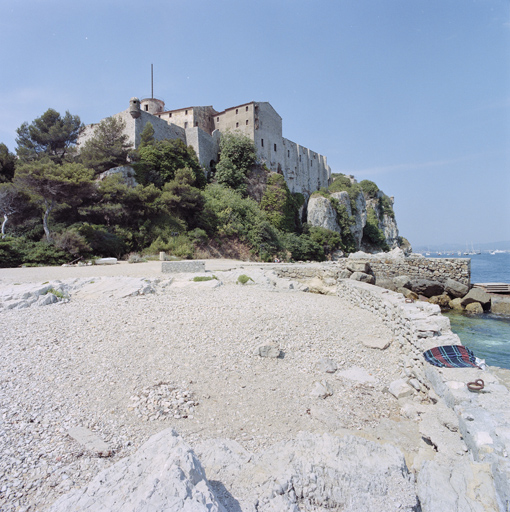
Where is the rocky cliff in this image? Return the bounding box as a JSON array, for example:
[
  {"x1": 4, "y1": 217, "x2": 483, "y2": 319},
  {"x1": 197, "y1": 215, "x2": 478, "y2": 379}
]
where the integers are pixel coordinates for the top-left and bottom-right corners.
[{"x1": 306, "y1": 175, "x2": 407, "y2": 254}]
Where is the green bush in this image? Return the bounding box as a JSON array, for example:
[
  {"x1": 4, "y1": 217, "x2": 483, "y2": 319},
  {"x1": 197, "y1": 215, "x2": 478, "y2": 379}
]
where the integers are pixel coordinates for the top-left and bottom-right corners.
[
  {"x1": 145, "y1": 234, "x2": 194, "y2": 259},
  {"x1": 379, "y1": 194, "x2": 395, "y2": 219},
  {"x1": 260, "y1": 173, "x2": 298, "y2": 232},
  {"x1": 281, "y1": 232, "x2": 325, "y2": 261},
  {"x1": 192, "y1": 275, "x2": 217, "y2": 282},
  {"x1": 0, "y1": 237, "x2": 24, "y2": 267},
  {"x1": 77, "y1": 223, "x2": 127, "y2": 257},
  {"x1": 22, "y1": 241, "x2": 69, "y2": 266},
  {"x1": 237, "y1": 274, "x2": 254, "y2": 285},
  {"x1": 363, "y1": 208, "x2": 389, "y2": 250},
  {"x1": 359, "y1": 180, "x2": 379, "y2": 199},
  {"x1": 46, "y1": 288, "x2": 65, "y2": 299}
]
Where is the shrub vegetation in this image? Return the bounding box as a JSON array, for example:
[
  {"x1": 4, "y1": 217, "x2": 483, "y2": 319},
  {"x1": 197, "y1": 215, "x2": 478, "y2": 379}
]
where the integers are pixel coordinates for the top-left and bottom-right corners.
[{"x1": 0, "y1": 111, "x2": 394, "y2": 267}]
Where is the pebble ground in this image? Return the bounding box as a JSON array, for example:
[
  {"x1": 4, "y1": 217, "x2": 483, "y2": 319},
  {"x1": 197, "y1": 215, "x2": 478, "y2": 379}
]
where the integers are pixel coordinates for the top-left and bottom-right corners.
[{"x1": 0, "y1": 261, "x2": 405, "y2": 511}]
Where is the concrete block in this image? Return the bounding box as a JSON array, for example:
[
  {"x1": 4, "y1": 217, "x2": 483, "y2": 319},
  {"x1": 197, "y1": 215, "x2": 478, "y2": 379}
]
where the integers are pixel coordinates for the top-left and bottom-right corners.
[{"x1": 161, "y1": 260, "x2": 205, "y2": 273}]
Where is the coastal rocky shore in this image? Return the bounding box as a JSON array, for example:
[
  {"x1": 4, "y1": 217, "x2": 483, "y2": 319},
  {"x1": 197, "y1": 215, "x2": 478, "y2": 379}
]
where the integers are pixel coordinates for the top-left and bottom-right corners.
[{"x1": 0, "y1": 260, "x2": 509, "y2": 511}]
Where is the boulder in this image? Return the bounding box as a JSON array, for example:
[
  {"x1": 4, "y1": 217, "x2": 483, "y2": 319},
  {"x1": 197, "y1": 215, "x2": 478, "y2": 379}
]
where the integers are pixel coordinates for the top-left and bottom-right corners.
[
  {"x1": 350, "y1": 272, "x2": 375, "y2": 284},
  {"x1": 428, "y1": 293, "x2": 451, "y2": 308},
  {"x1": 95, "y1": 257, "x2": 117, "y2": 265},
  {"x1": 346, "y1": 260, "x2": 371, "y2": 273},
  {"x1": 374, "y1": 276, "x2": 398, "y2": 292},
  {"x1": 460, "y1": 288, "x2": 491, "y2": 310},
  {"x1": 48, "y1": 429, "x2": 224, "y2": 512},
  {"x1": 409, "y1": 279, "x2": 444, "y2": 298},
  {"x1": 337, "y1": 269, "x2": 353, "y2": 279},
  {"x1": 398, "y1": 287, "x2": 419, "y2": 301},
  {"x1": 491, "y1": 296, "x2": 510, "y2": 315},
  {"x1": 465, "y1": 302, "x2": 484, "y2": 314},
  {"x1": 393, "y1": 275, "x2": 412, "y2": 289},
  {"x1": 449, "y1": 297, "x2": 464, "y2": 311},
  {"x1": 444, "y1": 278, "x2": 469, "y2": 298}
]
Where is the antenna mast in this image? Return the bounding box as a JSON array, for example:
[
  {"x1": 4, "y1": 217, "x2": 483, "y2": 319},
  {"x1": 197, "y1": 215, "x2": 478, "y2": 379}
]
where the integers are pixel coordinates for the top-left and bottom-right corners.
[{"x1": 151, "y1": 64, "x2": 154, "y2": 99}]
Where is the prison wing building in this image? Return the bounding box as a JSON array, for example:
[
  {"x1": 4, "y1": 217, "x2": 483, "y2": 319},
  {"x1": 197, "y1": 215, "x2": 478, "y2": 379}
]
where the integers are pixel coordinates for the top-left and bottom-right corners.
[{"x1": 79, "y1": 97, "x2": 331, "y2": 196}]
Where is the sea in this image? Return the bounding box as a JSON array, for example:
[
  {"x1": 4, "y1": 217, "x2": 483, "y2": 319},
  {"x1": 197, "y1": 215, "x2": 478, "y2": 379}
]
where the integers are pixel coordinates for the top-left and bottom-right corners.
[{"x1": 427, "y1": 252, "x2": 510, "y2": 370}]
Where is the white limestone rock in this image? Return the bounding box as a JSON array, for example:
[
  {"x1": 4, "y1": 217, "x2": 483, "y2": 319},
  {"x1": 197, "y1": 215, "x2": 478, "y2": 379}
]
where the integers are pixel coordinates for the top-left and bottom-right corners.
[
  {"x1": 389, "y1": 379, "x2": 414, "y2": 399},
  {"x1": 256, "y1": 345, "x2": 281, "y2": 358},
  {"x1": 310, "y1": 380, "x2": 334, "y2": 399},
  {"x1": 195, "y1": 432, "x2": 418, "y2": 512},
  {"x1": 48, "y1": 428, "x2": 225, "y2": 512},
  {"x1": 306, "y1": 196, "x2": 340, "y2": 233}
]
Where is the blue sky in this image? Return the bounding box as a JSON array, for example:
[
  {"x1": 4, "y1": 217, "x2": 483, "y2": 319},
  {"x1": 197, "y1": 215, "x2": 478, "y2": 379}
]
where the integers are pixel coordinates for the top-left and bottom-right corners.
[{"x1": 0, "y1": 0, "x2": 508, "y2": 248}]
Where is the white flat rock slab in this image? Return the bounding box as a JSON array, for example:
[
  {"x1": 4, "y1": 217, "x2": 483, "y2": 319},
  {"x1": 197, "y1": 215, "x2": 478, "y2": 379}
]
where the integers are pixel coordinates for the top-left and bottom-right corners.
[
  {"x1": 337, "y1": 366, "x2": 377, "y2": 384},
  {"x1": 67, "y1": 427, "x2": 111, "y2": 457}
]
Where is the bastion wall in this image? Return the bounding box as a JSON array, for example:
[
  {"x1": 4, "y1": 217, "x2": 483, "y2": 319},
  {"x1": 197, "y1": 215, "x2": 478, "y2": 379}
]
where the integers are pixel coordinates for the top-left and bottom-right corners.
[{"x1": 274, "y1": 257, "x2": 471, "y2": 286}]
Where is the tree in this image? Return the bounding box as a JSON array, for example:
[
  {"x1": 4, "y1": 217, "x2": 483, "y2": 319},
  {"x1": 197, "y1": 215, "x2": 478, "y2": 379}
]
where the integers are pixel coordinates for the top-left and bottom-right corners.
[
  {"x1": 0, "y1": 143, "x2": 16, "y2": 183},
  {"x1": 14, "y1": 160, "x2": 94, "y2": 242},
  {"x1": 215, "y1": 131, "x2": 256, "y2": 194},
  {"x1": 139, "y1": 122, "x2": 155, "y2": 147},
  {"x1": 160, "y1": 167, "x2": 205, "y2": 229},
  {"x1": 16, "y1": 109, "x2": 82, "y2": 164},
  {"x1": 134, "y1": 138, "x2": 206, "y2": 189},
  {"x1": 260, "y1": 173, "x2": 297, "y2": 232},
  {"x1": 79, "y1": 116, "x2": 131, "y2": 174},
  {"x1": 0, "y1": 183, "x2": 20, "y2": 237}
]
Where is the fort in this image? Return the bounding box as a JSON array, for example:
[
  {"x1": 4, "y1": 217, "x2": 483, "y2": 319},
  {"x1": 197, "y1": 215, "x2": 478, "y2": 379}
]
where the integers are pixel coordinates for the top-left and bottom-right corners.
[{"x1": 79, "y1": 97, "x2": 331, "y2": 196}]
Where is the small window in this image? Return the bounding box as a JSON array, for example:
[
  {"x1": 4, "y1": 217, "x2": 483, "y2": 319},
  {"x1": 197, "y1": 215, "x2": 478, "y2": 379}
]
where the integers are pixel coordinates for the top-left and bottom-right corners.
[
  {"x1": 236, "y1": 122, "x2": 239, "y2": 128},
  {"x1": 185, "y1": 110, "x2": 188, "y2": 115},
  {"x1": 158, "y1": 115, "x2": 161, "y2": 118},
  {"x1": 145, "y1": 105, "x2": 148, "y2": 111},
  {"x1": 169, "y1": 113, "x2": 172, "y2": 118},
  {"x1": 246, "y1": 120, "x2": 249, "y2": 125},
  {"x1": 245, "y1": 106, "x2": 249, "y2": 111},
  {"x1": 261, "y1": 139, "x2": 264, "y2": 147},
  {"x1": 184, "y1": 122, "x2": 188, "y2": 128},
  {"x1": 217, "y1": 117, "x2": 219, "y2": 122},
  {"x1": 288, "y1": 150, "x2": 290, "y2": 157},
  {"x1": 194, "y1": 121, "x2": 198, "y2": 127},
  {"x1": 236, "y1": 109, "x2": 238, "y2": 114},
  {"x1": 274, "y1": 144, "x2": 277, "y2": 152}
]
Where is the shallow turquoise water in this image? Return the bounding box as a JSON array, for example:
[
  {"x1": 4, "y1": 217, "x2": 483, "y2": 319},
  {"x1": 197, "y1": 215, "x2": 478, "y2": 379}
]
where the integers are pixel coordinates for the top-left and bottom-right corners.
[
  {"x1": 445, "y1": 311, "x2": 510, "y2": 370},
  {"x1": 427, "y1": 252, "x2": 510, "y2": 369}
]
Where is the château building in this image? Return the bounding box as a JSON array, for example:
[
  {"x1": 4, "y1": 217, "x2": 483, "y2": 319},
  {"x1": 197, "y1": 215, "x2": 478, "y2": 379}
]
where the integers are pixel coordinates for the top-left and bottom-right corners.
[{"x1": 79, "y1": 97, "x2": 331, "y2": 195}]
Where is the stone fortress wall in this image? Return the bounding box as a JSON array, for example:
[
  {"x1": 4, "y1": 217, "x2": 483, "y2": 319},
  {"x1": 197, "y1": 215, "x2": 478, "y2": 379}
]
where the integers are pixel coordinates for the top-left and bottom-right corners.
[{"x1": 79, "y1": 97, "x2": 331, "y2": 196}]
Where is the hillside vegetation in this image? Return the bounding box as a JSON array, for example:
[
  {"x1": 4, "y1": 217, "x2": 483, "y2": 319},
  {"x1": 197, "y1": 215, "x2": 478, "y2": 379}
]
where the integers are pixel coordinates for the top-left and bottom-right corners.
[{"x1": 0, "y1": 109, "x2": 404, "y2": 267}]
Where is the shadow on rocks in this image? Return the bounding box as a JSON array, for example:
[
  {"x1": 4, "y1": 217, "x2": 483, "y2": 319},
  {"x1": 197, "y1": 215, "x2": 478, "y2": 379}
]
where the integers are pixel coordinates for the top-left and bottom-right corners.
[{"x1": 209, "y1": 480, "x2": 243, "y2": 512}]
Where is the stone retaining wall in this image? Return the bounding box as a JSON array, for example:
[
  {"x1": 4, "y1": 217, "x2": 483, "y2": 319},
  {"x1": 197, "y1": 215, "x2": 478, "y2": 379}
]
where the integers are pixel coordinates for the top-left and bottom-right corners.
[{"x1": 273, "y1": 257, "x2": 471, "y2": 285}]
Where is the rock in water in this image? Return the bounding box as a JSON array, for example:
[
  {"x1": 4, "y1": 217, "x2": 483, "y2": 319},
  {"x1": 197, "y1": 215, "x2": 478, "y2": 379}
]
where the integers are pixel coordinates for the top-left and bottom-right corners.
[
  {"x1": 461, "y1": 288, "x2": 491, "y2": 310},
  {"x1": 410, "y1": 279, "x2": 444, "y2": 298},
  {"x1": 444, "y1": 278, "x2": 469, "y2": 298},
  {"x1": 47, "y1": 429, "x2": 225, "y2": 512}
]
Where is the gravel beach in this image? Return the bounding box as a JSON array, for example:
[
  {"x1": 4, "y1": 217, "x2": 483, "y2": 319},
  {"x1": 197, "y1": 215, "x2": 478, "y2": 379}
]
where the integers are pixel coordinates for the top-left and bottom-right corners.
[{"x1": 0, "y1": 261, "x2": 415, "y2": 511}]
